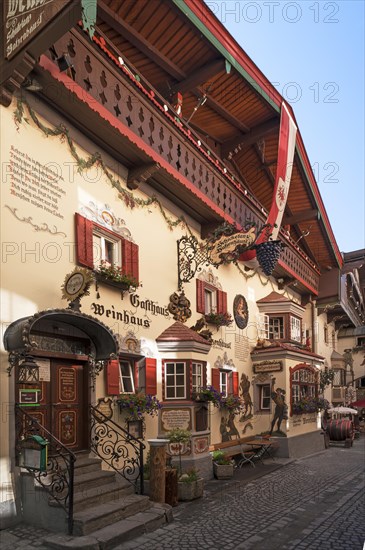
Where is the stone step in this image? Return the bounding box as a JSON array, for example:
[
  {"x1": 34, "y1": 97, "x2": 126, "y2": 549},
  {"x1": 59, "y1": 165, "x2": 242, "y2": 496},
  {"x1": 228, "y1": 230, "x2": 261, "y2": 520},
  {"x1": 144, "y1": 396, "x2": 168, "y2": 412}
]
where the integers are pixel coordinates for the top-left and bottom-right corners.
[
  {"x1": 48, "y1": 478, "x2": 135, "y2": 512},
  {"x1": 72, "y1": 494, "x2": 152, "y2": 535},
  {"x1": 73, "y1": 470, "x2": 116, "y2": 493},
  {"x1": 74, "y1": 456, "x2": 103, "y2": 476},
  {"x1": 42, "y1": 503, "x2": 173, "y2": 549}
]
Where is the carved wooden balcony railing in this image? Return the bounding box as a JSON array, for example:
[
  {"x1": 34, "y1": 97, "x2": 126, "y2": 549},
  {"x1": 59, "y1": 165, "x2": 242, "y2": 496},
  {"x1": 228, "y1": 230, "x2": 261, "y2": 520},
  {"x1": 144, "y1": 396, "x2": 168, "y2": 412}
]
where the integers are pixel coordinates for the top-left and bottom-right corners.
[{"x1": 42, "y1": 27, "x2": 320, "y2": 294}]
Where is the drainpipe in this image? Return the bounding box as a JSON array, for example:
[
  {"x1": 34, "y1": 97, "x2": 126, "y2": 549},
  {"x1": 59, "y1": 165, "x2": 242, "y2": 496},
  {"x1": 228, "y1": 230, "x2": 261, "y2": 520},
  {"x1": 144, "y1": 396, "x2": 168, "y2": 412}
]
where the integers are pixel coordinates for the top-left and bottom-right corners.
[{"x1": 311, "y1": 296, "x2": 317, "y2": 354}]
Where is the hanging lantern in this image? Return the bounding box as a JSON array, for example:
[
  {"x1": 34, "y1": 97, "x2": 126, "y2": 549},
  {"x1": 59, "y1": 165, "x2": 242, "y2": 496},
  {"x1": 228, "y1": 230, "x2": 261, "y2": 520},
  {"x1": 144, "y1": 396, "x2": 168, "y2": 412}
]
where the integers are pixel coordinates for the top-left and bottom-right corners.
[
  {"x1": 255, "y1": 240, "x2": 283, "y2": 276},
  {"x1": 17, "y1": 355, "x2": 40, "y2": 384}
]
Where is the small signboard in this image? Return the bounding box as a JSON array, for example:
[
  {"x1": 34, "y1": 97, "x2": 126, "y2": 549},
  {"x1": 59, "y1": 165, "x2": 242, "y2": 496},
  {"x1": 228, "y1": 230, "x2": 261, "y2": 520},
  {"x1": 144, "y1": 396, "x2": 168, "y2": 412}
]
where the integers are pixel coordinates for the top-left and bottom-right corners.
[{"x1": 19, "y1": 388, "x2": 40, "y2": 406}]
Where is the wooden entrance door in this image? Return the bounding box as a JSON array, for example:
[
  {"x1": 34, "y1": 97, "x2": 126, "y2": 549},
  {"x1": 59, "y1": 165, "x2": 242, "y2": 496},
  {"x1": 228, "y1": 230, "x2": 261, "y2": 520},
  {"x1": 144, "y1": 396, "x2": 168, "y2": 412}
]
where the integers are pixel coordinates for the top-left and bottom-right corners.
[
  {"x1": 51, "y1": 360, "x2": 88, "y2": 451},
  {"x1": 23, "y1": 359, "x2": 89, "y2": 451}
]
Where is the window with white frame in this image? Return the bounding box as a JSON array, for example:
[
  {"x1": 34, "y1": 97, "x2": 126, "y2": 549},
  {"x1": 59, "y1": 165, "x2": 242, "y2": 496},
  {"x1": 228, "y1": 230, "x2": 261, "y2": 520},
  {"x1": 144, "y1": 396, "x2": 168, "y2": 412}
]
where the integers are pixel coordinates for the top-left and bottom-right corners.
[
  {"x1": 204, "y1": 287, "x2": 216, "y2": 314},
  {"x1": 165, "y1": 362, "x2": 186, "y2": 399},
  {"x1": 192, "y1": 362, "x2": 203, "y2": 393},
  {"x1": 290, "y1": 316, "x2": 302, "y2": 343},
  {"x1": 256, "y1": 313, "x2": 269, "y2": 339},
  {"x1": 219, "y1": 370, "x2": 233, "y2": 396},
  {"x1": 196, "y1": 280, "x2": 227, "y2": 316},
  {"x1": 93, "y1": 228, "x2": 121, "y2": 267},
  {"x1": 290, "y1": 365, "x2": 318, "y2": 404},
  {"x1": 75, "y1": 213, "x2": 139, "y2": 282},
  {"x1": 268, "y1": 317, "x2": 284, "y2": 340},
  {"x1": 120, "y1": 360, "x2": 135, "y2": 393},
  {"x1": 260, "y1": 384, "x2": 271, "y2": 410}
]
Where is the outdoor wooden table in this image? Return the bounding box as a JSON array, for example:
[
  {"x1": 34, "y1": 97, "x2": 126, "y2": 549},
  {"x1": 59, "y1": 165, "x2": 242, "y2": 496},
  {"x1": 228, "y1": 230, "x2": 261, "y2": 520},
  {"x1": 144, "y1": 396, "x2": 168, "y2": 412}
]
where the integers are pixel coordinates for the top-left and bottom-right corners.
[{"x1": 244, "y1": 439, "x2": 275, "y2": 460}]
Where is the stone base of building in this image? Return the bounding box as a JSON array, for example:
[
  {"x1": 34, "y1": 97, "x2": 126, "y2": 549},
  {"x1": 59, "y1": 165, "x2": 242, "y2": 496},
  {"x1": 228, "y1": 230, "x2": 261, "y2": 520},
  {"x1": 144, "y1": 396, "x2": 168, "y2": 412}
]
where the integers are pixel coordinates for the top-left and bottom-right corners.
[{"x1": 273, "y1": 430, "x2": 326, "y2": 458}]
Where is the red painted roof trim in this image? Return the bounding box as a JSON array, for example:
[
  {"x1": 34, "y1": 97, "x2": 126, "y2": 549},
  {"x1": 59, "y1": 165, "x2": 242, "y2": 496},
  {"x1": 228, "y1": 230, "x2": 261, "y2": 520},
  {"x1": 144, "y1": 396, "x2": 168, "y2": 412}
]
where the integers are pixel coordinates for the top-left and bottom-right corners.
[
  {"x1": 38, "y1": 55, "x2": 238, "y2": 226},
  {"x1": 182, "y1": 0, "x2": 343, "y2": 268}
]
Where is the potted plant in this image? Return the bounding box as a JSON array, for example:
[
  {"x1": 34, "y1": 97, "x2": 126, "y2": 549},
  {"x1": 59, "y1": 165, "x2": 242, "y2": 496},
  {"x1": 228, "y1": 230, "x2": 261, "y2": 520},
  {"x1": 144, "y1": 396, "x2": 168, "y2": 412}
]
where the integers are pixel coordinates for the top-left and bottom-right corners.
[
  {"x1": 212, "y1": 450, "x2": 234, "y2": 479},
  {"x1": 166, "y1": 428, "x2": 191, "y2": 474},
  {"x1": 177, "y1": 467, "x2": 204, "y2": 501}
]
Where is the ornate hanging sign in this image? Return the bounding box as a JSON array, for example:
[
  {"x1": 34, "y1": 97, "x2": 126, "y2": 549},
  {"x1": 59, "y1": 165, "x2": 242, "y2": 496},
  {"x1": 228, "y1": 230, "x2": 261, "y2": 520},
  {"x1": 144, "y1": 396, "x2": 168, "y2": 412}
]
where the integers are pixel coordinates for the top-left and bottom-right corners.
[{"x1": 177, "y1": 222, "x2": 258, "y2": 288}]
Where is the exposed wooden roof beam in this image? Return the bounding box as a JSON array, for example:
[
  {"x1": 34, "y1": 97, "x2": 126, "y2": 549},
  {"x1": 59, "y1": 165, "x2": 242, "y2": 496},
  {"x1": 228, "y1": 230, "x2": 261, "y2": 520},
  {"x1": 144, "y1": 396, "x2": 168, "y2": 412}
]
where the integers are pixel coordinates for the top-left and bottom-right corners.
[
  {"x1": 283, "y1": 209, "x2": 320, "y2": 226},
  {"x1": 222, "y1": 118, "x2": 278, "y2": 158},
  {"x1": 98, "y1": 1, "x2": 183, "y2": 80},
  {"x1": 98, "y1": 1, "x2": 250, "y2": 134},
  {"x1": 169, "y1": 59, "x2": 226, "y2": 95}
]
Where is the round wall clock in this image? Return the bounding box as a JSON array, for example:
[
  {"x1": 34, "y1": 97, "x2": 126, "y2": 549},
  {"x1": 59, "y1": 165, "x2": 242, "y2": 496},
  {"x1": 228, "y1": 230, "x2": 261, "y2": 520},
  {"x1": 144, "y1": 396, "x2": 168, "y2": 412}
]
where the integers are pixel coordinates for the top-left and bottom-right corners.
[{"x1": 62, "y1": 268, "x2": 94, "y2": 301}]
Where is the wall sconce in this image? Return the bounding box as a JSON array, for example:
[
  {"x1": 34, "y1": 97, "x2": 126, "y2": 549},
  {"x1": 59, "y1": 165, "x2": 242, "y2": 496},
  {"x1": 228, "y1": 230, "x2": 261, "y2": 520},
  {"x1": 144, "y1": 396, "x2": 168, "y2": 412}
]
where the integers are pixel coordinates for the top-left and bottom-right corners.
[{"x1": 57, "y1": 54, "x2": 73, "y2": 72}]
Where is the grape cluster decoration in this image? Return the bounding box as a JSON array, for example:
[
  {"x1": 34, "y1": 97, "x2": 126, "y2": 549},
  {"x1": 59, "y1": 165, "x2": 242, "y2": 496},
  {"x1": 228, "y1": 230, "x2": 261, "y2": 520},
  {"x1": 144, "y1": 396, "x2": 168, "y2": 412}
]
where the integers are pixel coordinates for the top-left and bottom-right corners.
[{"x1": 255, "y1": 240, "x2": 283, "y2": 276}]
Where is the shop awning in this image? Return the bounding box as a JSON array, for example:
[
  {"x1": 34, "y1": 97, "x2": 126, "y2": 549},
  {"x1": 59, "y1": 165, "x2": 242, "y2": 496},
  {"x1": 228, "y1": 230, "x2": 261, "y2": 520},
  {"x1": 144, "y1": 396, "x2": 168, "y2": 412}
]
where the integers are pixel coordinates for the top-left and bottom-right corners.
[{"x1": 3, "y1": 308, "x2": 118, "y2": 361}]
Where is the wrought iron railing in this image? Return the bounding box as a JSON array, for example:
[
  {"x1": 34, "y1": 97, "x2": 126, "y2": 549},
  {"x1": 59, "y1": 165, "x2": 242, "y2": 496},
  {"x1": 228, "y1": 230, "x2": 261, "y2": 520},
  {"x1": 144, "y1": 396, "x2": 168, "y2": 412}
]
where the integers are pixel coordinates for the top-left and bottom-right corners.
[
  {"x1": 89, "y1": 405, "x2": 145, "y2": 494},
  {"x1": 15, "y1": 405, "x2": 76, "y2": 535}
]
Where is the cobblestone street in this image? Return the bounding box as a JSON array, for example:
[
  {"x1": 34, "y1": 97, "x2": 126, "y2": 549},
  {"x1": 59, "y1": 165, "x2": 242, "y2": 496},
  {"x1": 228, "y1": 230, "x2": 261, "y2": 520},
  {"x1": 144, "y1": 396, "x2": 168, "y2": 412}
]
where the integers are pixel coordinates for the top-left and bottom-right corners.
[
  {"x1": 116, "y1": 440, "x2": 364, "y2": 550},
  {"x1": 1, "y1": 439, "x2": 364, "y2": 550}
]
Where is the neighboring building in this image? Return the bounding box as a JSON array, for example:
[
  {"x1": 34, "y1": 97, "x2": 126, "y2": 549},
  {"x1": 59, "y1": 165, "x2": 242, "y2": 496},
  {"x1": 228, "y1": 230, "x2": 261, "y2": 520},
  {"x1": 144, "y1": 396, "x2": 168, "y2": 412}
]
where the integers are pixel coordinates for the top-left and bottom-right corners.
[{"x1": 1, "y1": 0, "x2": 362, "y2": 534}]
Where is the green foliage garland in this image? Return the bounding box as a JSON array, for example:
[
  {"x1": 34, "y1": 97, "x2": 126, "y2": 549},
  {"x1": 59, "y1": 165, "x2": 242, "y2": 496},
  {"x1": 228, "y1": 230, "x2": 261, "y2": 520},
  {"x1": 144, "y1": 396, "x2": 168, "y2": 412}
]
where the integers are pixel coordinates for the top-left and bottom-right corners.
[{"x1": 14, "y1": 98, "x2": 193, "y2": 236}]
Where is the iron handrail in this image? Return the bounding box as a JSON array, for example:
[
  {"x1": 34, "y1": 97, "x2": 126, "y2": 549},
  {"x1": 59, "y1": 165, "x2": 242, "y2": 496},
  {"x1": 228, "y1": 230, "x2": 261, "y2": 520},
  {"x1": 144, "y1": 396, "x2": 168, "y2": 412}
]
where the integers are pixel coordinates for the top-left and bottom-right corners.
[
  {"x1": 89, "y1": 405, "x2": 145, "y2": 494},
  {"x1": 15, "y1": 404, "x2": 76, "y2": 535}
]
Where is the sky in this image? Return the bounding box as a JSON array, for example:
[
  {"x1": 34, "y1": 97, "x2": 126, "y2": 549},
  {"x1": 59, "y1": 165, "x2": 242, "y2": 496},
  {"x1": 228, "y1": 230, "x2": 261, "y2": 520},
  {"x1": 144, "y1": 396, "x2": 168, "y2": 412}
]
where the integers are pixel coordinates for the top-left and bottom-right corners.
[{"x1": 204, "y1": 0, "x2": 365, "y2": 253}]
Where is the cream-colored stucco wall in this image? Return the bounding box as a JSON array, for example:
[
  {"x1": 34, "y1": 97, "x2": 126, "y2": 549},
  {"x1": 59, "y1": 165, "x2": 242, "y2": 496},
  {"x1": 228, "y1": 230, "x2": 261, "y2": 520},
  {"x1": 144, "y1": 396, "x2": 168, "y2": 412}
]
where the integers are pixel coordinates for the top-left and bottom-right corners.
[{"x1": 1, "y1": 97, "x2": 323, "y2": 513}]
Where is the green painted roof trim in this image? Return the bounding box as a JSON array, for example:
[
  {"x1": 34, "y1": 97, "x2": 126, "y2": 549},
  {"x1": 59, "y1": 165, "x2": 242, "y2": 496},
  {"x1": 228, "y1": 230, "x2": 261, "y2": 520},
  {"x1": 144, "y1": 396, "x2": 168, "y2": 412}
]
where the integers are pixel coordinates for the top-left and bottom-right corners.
[
  {"x1": 295, "y1": 145, "x2": 341, "y2": 268},
  {"x1": 173, "y1": 0, "x2": 280, "y2": 113}
]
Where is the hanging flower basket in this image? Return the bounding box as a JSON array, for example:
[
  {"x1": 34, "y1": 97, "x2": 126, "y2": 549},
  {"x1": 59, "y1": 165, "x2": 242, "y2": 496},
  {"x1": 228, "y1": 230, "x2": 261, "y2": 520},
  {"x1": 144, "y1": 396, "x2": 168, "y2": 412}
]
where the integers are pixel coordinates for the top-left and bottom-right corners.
[{"x1": 255, "y1": 240, "x2": 283, "y2": 276}]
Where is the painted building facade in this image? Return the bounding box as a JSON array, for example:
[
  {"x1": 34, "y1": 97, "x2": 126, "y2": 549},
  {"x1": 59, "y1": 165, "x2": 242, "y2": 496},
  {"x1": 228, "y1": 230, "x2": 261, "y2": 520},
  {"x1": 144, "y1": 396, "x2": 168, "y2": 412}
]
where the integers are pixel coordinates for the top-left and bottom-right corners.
[{"x1": 1, "y1": 0, "x2": 363, "y2": 533}]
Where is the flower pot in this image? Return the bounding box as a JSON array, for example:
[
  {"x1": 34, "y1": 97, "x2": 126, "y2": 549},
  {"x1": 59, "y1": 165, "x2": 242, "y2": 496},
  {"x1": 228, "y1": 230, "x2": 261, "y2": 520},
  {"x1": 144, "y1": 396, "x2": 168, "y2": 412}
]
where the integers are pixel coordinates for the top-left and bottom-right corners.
[
  {"x1": 177, "y1": 478, "x2": 204, "y2": 501},
  {"x1": 213, "y1": 462, "x2": 234, "y2": 479}
]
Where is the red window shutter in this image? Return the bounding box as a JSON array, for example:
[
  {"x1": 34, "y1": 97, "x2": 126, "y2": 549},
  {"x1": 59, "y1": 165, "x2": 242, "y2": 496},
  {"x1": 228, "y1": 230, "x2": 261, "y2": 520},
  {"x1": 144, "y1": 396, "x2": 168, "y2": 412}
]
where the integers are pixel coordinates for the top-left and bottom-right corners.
[
  {"x1": 75, "y1": 214, "x2": 93, "y2": 268},
  {"x1": 232, "y1": 372, "x2": 239, "y2": 396},
  {"x1": 122, "y1": 239, "x2": 139, "y2": 282},
  {"x1": 211, "y1": 368, "x2": 220, "y2": 392},
  {"x1": 106, "y1": 359, "x2": 120, "y2": 395},
  {"x1": 216, "y1": 290, "x2": 227, "y2": 314},
  {"x1": 196, "y1": 280, "x2": 205, "y2": 314},
  {"x1": 145, "y1": 358, "x2": 157, "y2": 395}
]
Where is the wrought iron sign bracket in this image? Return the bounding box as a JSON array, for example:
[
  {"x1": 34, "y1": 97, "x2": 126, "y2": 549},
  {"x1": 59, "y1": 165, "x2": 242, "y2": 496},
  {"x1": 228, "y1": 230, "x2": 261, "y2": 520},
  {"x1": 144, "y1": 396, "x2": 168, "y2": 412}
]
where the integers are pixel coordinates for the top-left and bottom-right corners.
[{"x1": 177, "y1": 235, "x2": 210, "y2": 290}]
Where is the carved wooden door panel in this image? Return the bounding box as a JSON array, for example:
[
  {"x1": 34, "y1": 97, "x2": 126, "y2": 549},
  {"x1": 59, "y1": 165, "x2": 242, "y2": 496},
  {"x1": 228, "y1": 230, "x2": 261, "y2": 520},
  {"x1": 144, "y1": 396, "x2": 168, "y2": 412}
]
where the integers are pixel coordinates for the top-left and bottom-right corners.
[{"x1": 52, "y1": 361, "x2": 88, "y2": 451}]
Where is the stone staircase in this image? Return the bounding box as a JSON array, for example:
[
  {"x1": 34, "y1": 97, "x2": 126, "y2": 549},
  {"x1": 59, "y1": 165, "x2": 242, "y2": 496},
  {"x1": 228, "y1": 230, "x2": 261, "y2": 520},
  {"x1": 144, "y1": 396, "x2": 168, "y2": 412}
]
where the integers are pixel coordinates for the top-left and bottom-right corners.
[{"x1": 28, "y1": 452, "x2": 172, "y2": 549}]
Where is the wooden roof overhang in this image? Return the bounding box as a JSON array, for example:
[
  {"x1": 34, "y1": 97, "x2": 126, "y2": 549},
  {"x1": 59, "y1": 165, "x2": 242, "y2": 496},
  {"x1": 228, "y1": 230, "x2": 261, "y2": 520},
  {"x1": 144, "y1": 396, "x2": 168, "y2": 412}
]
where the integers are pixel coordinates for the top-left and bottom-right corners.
[
  {"x1": 31, "y1": 22, "x2": 320, "y2": 295},
  {"x1": 95, "y1": 0, "x2": 342, "y2": 273}
]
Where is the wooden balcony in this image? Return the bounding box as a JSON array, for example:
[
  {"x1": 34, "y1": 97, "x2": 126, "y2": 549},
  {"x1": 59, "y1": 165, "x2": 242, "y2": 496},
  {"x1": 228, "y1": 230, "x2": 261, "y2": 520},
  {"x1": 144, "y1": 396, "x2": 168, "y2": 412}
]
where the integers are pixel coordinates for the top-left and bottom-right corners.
[{"x1": 37, "y1": 27, "x2": 320, "y2": 295}]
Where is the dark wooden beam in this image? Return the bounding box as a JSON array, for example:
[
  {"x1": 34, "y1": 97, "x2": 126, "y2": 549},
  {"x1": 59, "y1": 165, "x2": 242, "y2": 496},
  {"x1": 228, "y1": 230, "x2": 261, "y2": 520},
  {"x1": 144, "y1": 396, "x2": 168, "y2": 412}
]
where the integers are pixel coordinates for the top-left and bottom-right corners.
[
  {"x1": 127, "y1": 162, "x2": 160, "y2": 190},
  {"x1": 222, "y1": 118, "x2": 278, "y2": 158},
  {"x1": 282, "y1": 209, "x2": 320, "y2": 226},
  {"x1": 169, "y1": 59, "x2": 225, "y2": 95},
  {"x1": 98, "y1": 1, "x2": 184, "y2": 80}
]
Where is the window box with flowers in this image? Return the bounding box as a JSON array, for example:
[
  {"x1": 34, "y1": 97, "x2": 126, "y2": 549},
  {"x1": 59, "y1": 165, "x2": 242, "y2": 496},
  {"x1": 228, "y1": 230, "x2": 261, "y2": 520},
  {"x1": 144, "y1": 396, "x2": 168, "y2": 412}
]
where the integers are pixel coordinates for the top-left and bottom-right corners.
[
  {"x1": 117, "y1": 392, "x2": 161, "y2": 421},
  {"x1": 191, "y1": 385, "x2": 222, "y2": 404},
  {"x1": 95, "y1": 261, "x2": 141, "y2": 293},
  {"x1": 292, "y1": 397, "x2": 330, "y2": 415},
  {"x1": 204, "y1": 312, "x2": 233, "y2": 330}
]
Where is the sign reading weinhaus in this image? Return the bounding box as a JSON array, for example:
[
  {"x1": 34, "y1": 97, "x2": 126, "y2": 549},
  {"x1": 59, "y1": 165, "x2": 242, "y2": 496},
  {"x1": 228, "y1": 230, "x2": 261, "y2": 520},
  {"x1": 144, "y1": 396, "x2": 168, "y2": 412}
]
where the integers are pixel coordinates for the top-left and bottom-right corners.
[{"x1": 4, "y1": 1, "x2": 71, "y2": 60}]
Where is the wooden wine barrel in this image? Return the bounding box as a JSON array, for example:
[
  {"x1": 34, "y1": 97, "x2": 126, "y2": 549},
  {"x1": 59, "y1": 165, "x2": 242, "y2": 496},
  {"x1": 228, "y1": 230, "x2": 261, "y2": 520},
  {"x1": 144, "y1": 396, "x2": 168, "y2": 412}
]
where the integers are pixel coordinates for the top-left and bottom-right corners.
[{"x1": 326, "y1": 419, "x2": 354, "y2": 441}]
